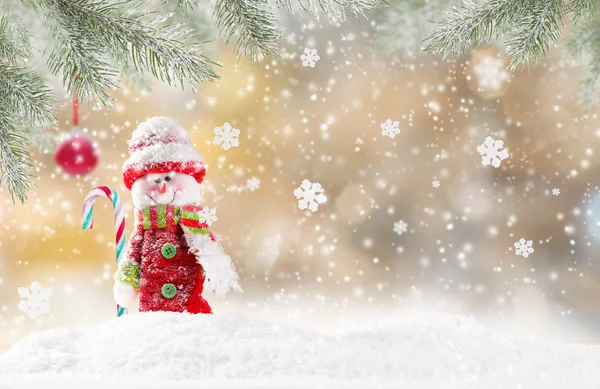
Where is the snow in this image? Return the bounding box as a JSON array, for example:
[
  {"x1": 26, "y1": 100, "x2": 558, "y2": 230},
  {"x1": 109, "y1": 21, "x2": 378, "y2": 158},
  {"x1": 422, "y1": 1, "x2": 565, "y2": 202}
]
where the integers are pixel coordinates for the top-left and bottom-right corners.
[
  {"x1": 2, "y1": 311, "x2": 600, "y2": 388},
  {"x1": 16, "y1": 281, "x2": 52, "y2": 319},
  {"x1": 300, "y1": 47, "x2": 320, "y2": 68},
  {"x1": 213, "y1": 122, "x2": 240, "y2": 151},
  {"x1": 477, "y1": 136, "x2": 509, "y2": 168},
  {"x1": 293, "y1": 179, "x2": 327, "y2": 212},
  {"x1": 380, "y1": 118, "x2": 400, "y2": 139},
  {"x1": 128, "y1": 117, "x2": 191, "y2": 152},
  {"x1": 514, "y1": 238, "x2": 534, "y2": 258}
]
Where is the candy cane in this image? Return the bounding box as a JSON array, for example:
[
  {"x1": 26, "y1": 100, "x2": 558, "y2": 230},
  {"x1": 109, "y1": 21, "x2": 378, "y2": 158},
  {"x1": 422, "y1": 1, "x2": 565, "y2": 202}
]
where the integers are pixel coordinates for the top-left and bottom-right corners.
[{"x1": 82, "y1": 186, "x2": 127, "y2": 317}]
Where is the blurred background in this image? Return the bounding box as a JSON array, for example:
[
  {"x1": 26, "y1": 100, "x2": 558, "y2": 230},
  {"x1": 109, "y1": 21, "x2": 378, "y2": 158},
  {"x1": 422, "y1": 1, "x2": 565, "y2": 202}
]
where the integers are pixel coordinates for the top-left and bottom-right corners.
[{"x1": 2, "y1": 3, "x2": 600, "y2": 350}]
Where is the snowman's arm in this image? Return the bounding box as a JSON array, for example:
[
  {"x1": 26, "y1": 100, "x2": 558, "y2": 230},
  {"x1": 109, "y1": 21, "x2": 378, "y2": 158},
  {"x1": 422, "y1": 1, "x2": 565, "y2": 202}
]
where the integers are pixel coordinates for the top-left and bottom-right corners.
[
  {"x1": 182, "y1": 227, "x2": 242, "y2": 295},
  {"x1": 114, "y1": 226, "x2": 144, "y2": 290}
]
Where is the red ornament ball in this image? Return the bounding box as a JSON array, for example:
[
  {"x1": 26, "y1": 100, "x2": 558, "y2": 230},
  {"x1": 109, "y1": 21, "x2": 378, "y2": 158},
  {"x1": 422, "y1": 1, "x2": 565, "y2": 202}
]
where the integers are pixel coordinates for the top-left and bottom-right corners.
[{"x1": 54, "y1": 131, "x2": 99, "y2": 176}]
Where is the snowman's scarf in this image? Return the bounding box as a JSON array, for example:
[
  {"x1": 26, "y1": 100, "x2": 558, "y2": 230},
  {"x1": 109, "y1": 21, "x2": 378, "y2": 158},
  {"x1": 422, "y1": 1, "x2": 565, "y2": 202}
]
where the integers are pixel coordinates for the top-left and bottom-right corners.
[{"x1": 138, "y1": 205, "x2": 243, "y2": 295}]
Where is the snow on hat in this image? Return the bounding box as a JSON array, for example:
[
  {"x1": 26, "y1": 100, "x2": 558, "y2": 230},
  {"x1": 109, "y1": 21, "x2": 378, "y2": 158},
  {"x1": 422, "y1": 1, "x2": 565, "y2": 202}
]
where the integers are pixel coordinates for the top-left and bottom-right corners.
[{"x1": 122, "y1": 117, "x2": 205, "y2": 190}]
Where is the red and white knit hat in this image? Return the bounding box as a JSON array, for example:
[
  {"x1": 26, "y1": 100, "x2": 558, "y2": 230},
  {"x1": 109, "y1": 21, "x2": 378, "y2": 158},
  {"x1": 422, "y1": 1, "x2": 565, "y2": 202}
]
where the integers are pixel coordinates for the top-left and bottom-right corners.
[{"x1": 122, "y1": 117, "x2": 205, "y2": 190}]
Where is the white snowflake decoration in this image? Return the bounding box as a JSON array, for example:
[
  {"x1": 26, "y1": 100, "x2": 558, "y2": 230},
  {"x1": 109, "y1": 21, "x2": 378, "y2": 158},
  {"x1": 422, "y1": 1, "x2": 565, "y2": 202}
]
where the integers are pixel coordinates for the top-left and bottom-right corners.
[
  {"x1": 294, "y1": 179, "x2": 327, "y2": 212},
  {"x1": 213, "y1": 122, "x2": 240, "y2": 150},
  {"x1": 18, "y1": 281, "x2": 52, "y2": 319},
  {"x1": 394, "y1": 220, "x2": 408, "y2": 235},
  {"x1": 198, "y1": 207, "x2": 218, "y2": 226},
  {"x1": 432, "y1": 180, "x2": 440, "y2": 188},
  {"x1": 381, "y1": 119, "x2": 400, "y2": 139},
  {"x1": 246, "y1": 176, "x2": 261, "y2": 191},
  {"x1": 477, "y1": 137, "x2": 509, "y2": 168},
  {"x1": 514, "y1": 238, "x2": 534, "y2": 258},
  {"x1": 552, "y1": 188, "x2": 560, "y2": 196},
  {"x1": 473, "y1": 56, "x2": 510, "y2": 91},
  {"x1": 300, "y1": 47, "x2": 320, "y2": 68}
]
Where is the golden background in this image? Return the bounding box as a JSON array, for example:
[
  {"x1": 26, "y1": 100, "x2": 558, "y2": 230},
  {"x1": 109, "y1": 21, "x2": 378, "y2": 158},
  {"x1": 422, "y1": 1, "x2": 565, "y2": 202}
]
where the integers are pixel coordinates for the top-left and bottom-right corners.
[{"x1": 1, "y1": 16, "x2": 600, "y2": 350}]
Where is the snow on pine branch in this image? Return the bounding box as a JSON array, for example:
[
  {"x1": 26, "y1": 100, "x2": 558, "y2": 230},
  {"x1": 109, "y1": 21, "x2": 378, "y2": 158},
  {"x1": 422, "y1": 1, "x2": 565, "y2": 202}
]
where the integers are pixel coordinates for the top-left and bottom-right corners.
[
  {"x1": 425, "y1": 0, "x2": 600, "y2": 107},
  {"x1": 0, "y1": 5, "x2": 32, "y2": 64},
  {"x1": 378, "y1": 0, "x2": 460, "y2": 58},
  {"x1": 276, "y1": 0, "x2": 390, "y2": 22},
  {"x1": 0, "y1": 113, "x2": 37, "y2": 204},
  {"x1": 213, "y1": 0, "x2": 281, "y2": 63},
  {"x1": 39, "y1": 0, "x2": 219, "y2": 105},
  {"x1": 565, "y1": 17, "x2": 600, "y2": 110}
]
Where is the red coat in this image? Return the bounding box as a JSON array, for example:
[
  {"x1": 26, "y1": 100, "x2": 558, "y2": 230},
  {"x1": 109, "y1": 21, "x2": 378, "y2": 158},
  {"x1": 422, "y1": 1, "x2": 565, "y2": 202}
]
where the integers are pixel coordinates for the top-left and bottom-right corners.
[{"x1": 126, "y1": 223, "x2": 213, "y2": 314}]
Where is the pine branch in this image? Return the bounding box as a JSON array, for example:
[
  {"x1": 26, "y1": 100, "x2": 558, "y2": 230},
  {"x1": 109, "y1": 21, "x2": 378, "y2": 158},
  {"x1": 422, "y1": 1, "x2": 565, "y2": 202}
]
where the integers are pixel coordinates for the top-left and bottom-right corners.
[
  {"x1": 214, "y1": 0, "x2": 281, "y2": 63},
  {"x1": 0, "y1": 111, "x2": 36, "y2": 203},
  {"x1": 160, "y1": 0, "x2": 202, "y2": 14},
  {"x1": 424, "y1": 0, "x2": 524, "y2": 59},
  {"x1": 0, "y1": 63, "x2": 55, "y2": 129},
  {"x1": 378, "y1": 0, "x2": 458, "y2": 58},
  {"x1": 0, "y1": 5, "x2": 32, "y2": 63},
  {"x1": 37, "y1": 0, "x2": 219, "y2": 104},
  {"x1": 567, "y1": 0, "x2": 598, "y2": 24},
  {"x1": 504, "y1": 0, "x2": 565, "y2": 70},
  {"x1": 277, "y1": 0, "x2": 389, "y2": 21},
  {"x1": 565, "y1": 17, "x2": 600, "y2": 109}
]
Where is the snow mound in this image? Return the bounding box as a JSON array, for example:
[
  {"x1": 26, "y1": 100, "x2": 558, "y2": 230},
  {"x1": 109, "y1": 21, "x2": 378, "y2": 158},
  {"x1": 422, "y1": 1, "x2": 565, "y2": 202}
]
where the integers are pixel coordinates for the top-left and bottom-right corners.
[{"x1": 1, "y1": 312, "x2": 600, "y2": 389}]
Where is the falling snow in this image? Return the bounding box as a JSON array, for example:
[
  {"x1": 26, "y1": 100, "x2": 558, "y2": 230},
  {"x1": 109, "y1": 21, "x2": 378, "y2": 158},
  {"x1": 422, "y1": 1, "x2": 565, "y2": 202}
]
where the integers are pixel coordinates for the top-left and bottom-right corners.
[
  {"x1": 17, "y1": 281, "x2": 52, "y2": 319},
  {"x1": 293, "y1": 179, "x2": 327, "y2": 212},
  {"x1": 198, "y1": 207, "x2": 218, "y2": 226},
  {"x1": 477, "y1": 137, "x2": 509, "y2": 168},
  {"x1": 213, "y1": 122, "x2": 240, "y2": 151},
  {"x1": 473, "y1": 56, "x2": 510, "y2": 91},
  {"x1": 393, "y1": 220, "x2": 408, "y2": 235},
  {"x1": 380, "y1": 119, "x2": 400, "y2": 139},
  {"x1": 300, "y1": 47, "x2": 320, "y2": 68},
  {"x1": 514, "y1": 239, "x2": 534, "y2": 258}
]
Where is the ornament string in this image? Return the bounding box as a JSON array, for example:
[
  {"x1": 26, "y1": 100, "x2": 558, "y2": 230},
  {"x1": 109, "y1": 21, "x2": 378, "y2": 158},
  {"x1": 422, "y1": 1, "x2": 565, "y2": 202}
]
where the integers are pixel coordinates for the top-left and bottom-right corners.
[
  {"x1": 72, "y1": 71, "x2": 79, "y2": 129},
  {"x1": 82, "y1": 186, "x2": 127, "y2": 317}
]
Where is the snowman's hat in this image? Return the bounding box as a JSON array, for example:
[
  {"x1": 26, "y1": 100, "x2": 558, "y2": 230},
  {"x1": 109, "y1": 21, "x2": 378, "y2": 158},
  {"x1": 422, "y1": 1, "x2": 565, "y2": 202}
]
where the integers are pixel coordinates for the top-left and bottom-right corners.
[{"x1": 122, "y1": 117, "x2": 205, "y2": 190}]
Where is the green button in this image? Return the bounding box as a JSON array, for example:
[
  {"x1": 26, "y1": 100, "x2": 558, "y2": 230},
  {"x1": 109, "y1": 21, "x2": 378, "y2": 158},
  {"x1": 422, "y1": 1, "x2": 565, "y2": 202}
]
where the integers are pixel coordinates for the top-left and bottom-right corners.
[
  {"x1": 161, "y1": 243, "x2": 176, "y2": 259},
  {"x1": 161, "y1": 283, "x2": 177, "y2": 299}
]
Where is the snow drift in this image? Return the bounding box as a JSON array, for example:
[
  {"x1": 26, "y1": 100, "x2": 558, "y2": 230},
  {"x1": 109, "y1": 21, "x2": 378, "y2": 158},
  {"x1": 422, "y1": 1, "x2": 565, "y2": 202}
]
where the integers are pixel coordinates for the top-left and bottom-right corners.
[{"x1": 1, "y1": 311, "x2": 600, "y2": 388}]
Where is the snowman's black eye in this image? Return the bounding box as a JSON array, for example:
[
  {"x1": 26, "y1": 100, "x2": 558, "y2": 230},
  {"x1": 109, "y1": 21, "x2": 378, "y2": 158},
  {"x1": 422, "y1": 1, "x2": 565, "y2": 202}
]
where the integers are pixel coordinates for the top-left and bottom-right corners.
[
  {"x1": 165, "y1": 176, "x2": 171, "y2": 182},
  {"x1": 154, "y1": 178, "x2": 161, "y2": 184}
]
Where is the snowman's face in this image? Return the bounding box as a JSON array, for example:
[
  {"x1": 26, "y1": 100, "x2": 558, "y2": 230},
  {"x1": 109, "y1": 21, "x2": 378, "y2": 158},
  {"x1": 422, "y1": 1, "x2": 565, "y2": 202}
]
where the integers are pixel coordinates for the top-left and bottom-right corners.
[{"x1": 131, "y1": 172, "x2": 201, "y2": 208}]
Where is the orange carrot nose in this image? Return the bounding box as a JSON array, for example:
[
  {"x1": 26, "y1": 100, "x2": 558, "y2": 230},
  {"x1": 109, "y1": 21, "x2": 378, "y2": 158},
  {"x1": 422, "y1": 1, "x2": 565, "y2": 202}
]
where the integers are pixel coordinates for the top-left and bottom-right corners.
[{"x1": 159, "y1": 183, "x2": 167, "y2": 194}]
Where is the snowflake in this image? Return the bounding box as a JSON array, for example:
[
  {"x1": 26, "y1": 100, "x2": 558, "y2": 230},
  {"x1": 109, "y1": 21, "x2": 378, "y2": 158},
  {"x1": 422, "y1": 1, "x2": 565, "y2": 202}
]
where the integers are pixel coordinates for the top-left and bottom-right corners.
[
  {"x1": 246, "y1": 176, "x2": 261, "y2": 191},
  {"x1": 473, "y1": 56, "x2": 510, "y2": 91},
  {"x1": 381, "y1": 119, "x2": 400, "y2": 139},
  {"x1": 393, "y1": 220, "x2": 408, "y2": 235},
  {"x1": 18, "y1": 281, "x2": 52, "y2": 319},
  {"x1": 514, "y1": 238, "x2": 534, "y2": 258},
  {"x1": 294, "y1": 179, "x2": 327, "y2": 212},
  {"x1": 198, "y1": 207, "x2": 218, "y2": 226},
  {"x1": 300, "y1": 47, "x2": 320, "y2": 68},
  {"x1": 552, "y1": 188, "x2": 560, "y2": 196},
  {"x1": 213, "y1": 122, "x2": 240, "y2": 150},
  {"x1": 477, "y1": 136, "x2": 509, "y2": 168},
  {"x1": 432, "y1": 180, "x2": 440, "y2": 188}
]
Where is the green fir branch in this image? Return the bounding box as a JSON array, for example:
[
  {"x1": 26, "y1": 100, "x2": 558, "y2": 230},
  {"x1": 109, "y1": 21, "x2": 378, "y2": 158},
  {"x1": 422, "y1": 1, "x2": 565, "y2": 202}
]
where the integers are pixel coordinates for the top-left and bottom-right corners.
[
  {"x1": 567, "y1": 0, "x2": 598, "y2": 24},
  {"x1": 0, "y1": 5, "x2": 32, "y2": 63},
  {"x1": 39, "y1": 0, "x2": 219, "y2": 103},
  {"x1": 504, "y1": 0, "x2": 565, "y2": 70},
  {"x1": 565, "y1": 17, "x2": 600, "y2": 109},
  {"x1": 424, "y1": 0, "x2": 524, "y2": 59},
  {"x1": 0, "y1": 111, "x2": 36, "y2": 204},
  {"x1": 277, "y1": 0, "x2": 389, "y2": 21},
  {"x1": 214, "y1": 0, "x2": 281, "y2": 63},
  {"x1": 378, "y1": 0, "x2": 458, "y2": 58},
  {"x1": 0, "y1": 63, "x2": 55, "y2": 129}
]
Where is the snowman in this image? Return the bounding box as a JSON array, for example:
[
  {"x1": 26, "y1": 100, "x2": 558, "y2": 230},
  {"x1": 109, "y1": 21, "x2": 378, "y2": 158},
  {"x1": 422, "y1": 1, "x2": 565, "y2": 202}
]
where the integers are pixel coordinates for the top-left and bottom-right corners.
[{"x1": 113, "y1": 117, "x2": 242, "y2": 314}]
